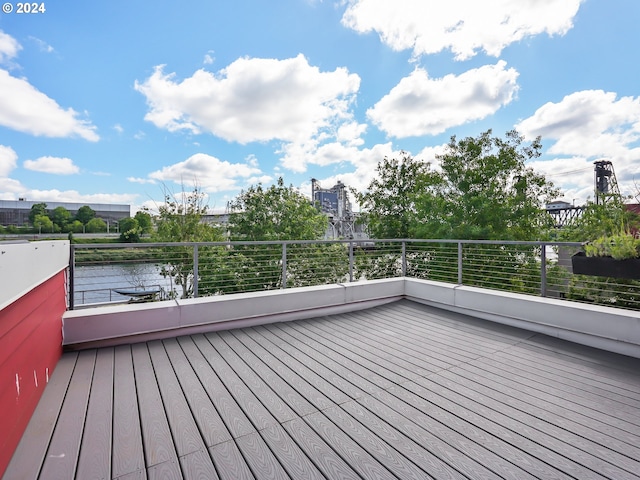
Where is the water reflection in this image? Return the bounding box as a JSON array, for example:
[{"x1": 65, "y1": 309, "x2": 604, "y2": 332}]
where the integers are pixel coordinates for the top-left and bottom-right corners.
[{"x1": 74, "y1": 263, "x2": 170, "y2": 305}]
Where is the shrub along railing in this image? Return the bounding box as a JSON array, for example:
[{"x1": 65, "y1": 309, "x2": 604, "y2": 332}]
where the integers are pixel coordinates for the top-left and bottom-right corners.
[{"x1": 68, "y1": 239, "x2": 640, "y2": 311}]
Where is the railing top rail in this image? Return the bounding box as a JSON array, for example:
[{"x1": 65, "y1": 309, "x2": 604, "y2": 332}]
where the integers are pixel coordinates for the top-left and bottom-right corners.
[{"x1": 70, "y1": 238, "x2": 585, "y2": 250}]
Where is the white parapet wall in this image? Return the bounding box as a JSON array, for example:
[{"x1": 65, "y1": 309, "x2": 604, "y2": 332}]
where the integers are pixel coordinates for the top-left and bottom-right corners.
[
  {"x1": 63, "y1": 276, "x2": 640, "y2": 358},
  {"x1": 405, "y1": 277, "x2": 640, "y2": 359},
  {"x1": 62, "y1": 278, "x2": 405, "y2": 347},
  {"x1": 0, "y1": 240, "x2": 69, "y2": 311}
]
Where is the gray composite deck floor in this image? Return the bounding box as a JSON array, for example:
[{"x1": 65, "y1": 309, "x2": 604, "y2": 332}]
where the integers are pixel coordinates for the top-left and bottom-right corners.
[{"x1": 5, "y1": 299, "x2": 640, "y2": 479}]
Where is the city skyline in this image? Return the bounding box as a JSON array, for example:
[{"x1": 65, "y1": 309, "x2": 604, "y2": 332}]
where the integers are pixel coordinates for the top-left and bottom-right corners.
[{"x1": 1, "y1": 0, "x2": 640, "y2": 213}]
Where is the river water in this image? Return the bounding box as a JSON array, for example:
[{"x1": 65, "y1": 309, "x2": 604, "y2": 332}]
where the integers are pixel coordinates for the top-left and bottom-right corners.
[{"x1": 73, "y1": 263, "x2": 172, "y2": 306}]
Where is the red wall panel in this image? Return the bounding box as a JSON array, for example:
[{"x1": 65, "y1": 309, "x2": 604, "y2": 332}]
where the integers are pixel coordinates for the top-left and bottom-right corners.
[{"x1": 0, "y1": 271, "x2": 65, "y2": 478}]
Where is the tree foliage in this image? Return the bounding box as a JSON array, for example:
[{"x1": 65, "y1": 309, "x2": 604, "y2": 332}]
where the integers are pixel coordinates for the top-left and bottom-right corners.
[
  {"x1": 134, "y1": 210, "x2": 153, "y2": 234},
  {"x1": 153, "y1": 186, "x2": 224, "y2": 298},
  {"x1": 355, "y1": 153, "x2": 441, "y2": 239},
  {"x1": 358, "y1": 130, "x2": 559, "y2": 241},
  {"x1": 428, "y1": 129, "x2": 559, "y2": 240},
  {"x1": 28, "y1": 203, "x2": 47, "y2": 225},
  {"x1": 33, "y1": 213, "x2": 53, "y2": 233},
  {"x1": 154, "y1": 187, "x2": 222, "y2": 243},
  {"x1": 75, "y1": 205, "x2": 96, "y2": 225},
  {"x1": 355, "y1": 130, "x2": 561, "y2": 293},
  {"x1": 51, "y1": 206, "x2": 72, "y2": 232},
  {"x1": 119, "y1": 217, "x2": 141, "y2": 242},
  {"x1": 86, "y1": 217, "x2": 107, "y2": 233},
  {"x1": 222, "y1": 177, "x2": 340, "y2": 292},
  {"x1": 228, "y1": 177, "x2": 327, "y2": 241}
]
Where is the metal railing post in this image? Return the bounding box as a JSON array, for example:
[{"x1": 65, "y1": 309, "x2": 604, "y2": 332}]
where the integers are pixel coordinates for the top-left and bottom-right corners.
[
  {"x1": 401, "y1": 241, "x2": 407, "y2": 277},
  {"x1": 457, "y1": 242, "x2": 463, "y2": 285},
  {"x1": 282, "y1": 242, "x2": 287, "y2": 289},
  {"x1": 69, "y1": 244, "x2": 75, "y2": 310},
  {"x1": 193, "y1": 244, "x2": 199, "y2": 298},
  {"x1": 540, "y1": 243, "x2": 547, "y2": 297},
  {"x1": 349, "y1": 241, "x2": 354, "y2": 282}
]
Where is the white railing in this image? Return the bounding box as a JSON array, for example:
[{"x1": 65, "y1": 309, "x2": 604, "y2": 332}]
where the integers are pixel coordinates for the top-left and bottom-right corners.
[{"x1": 69, "y1": 239, "x2": 640, "y2": 311}]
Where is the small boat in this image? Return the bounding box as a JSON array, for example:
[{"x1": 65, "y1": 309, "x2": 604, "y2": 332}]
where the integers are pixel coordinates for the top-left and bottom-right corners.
[{"x1": 113, "y1": 287, "x2": 161, "y2": 299}]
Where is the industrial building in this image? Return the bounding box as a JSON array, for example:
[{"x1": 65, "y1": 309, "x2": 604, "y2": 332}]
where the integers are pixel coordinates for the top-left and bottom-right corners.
[{"x1": 0, "y1": 199, "x2": 130, "y2": 227}]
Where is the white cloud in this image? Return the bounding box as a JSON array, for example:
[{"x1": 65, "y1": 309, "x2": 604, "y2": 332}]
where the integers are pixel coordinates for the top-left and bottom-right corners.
[
  {"x1": 0, "y1": 145, "x2": 18, "y2": 177},
  {"x1": 24, "y1": 156, "x2": 80, "y2": 175},
  {"x1": 203, "y1": 51, "x2": 215, "y2": 65},
  {"x1": 28, "y1": 36, "x2": 54, "y2": 54},
  {"x1": 113, "y1": 124, "x2": 124, "y2": 134},
  {"x1": 416, "y1": 144, "x2": 448, "y2": 165},
  {"x1": 517, "y1": 90, "x2": 640, "y2": 158},
  {"x1": 518, "y1": 90, "x2": 640, "y2": 203},
  {"x1": 368, "y1": 62, "x2": 519, "y2": 138},
  {"x1": 342, "y1": 0, "x2": 583, "y2": 60},
  {"x1": 0, "y1": 187, "x2": 137, "y2": 204},
  {"x1": 0, "y1": 31, "x2": 21, "y2": 63},
  {"x1": 0, "y1": 69, "x2": 99, "y2": 141},
  {"x1": 128, "y1": 177, "x2": 157, "y2": 185},
  {"x1": 0, "y1": 177, "x2": 24, "y2": 194},
  {"x1": 147, "y1": 153, "x2": 268, "y2": 192},
  {"x1": 135, "y1": 54, "x2": 362, "y2": 148}
]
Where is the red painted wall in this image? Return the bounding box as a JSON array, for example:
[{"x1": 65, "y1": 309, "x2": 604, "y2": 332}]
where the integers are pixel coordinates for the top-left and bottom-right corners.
[{"x1": 0, "y1": 270, "x2": 66, "y2": 478}]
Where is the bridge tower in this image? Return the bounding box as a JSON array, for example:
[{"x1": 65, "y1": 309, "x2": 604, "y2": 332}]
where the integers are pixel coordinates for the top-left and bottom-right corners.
[{"x1": 594, "y1": 160, "x2": 621, "y2": 205}]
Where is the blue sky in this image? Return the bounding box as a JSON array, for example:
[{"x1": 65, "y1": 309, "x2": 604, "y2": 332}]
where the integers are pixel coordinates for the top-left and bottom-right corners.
[{"x1": 1, "y1": 0, "x2": 640, "y2": 213}]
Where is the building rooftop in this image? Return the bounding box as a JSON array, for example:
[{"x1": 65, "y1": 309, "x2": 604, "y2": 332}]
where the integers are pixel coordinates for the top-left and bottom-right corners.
[{"x1": 6, "y1": 299, "x2": 640, "y2": 479}]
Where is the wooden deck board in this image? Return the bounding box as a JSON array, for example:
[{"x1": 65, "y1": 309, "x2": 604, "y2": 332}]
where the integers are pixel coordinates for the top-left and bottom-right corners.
[
  {"x1": 131, "y1": 343, "x2": 179, "y2": 469},
  {"x1": 470, "y1": 355, "x2": 640, "y2": 433},
  {"x1": 7, "y1": 298, "x2": 640, "y2": 480},
  {"x1": 147, "y1": 341, "x2": 207, "y2": 458},
  {"x1": 112, "y1": 345, "x2": 145, "y2": 479},
  {"x1": 425, "y1": 369, "x2": 639, "y2": 479},
  {"x1": 177, "y1": 335, "x2": 255, "y2": 439},
  {"x1": 446, "y1": 362, "x2": 640, "y2": 467},
  {"x1": 267, "y1": 322, "x2": 387, "y2": 396},
  {"x1": 3, "y1": 352, "x2": 78, "y2": 479},
  {"x1": 218, "y1": 330, "x2": 321, "y2": 416},
  {"x1": 259, "y1": 424, "x2": 325, "y2": 480},
  {"x1": 39, "y1": 349, "x2": 95, "y2": 480},
  {"x1": 209, "y1": 440, "x2": 254, "y2": 480},
  {"x1": 76, "y1": 347, "x2": 114, "y2": 480},
  {"x1": 162, "y1": 337, "x2": 232, "y2": 448},
  {"x1": 399, "y1": 374, "x2": 611, "y2": 479},
  {"x1": 250, "y1": 325, "x2": 357, "y2": 403},
  {"x1": 192, "y1": 333, "x2": 277, "y2": 431},
  {"x1": 205, "y1": 332, "x2": 299, "y2": 424}
]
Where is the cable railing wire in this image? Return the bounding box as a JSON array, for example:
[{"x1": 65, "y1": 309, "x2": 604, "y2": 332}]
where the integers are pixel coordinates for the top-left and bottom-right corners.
[{"x1": 69, "y1": 239, "x2": 640, "y2": 312}]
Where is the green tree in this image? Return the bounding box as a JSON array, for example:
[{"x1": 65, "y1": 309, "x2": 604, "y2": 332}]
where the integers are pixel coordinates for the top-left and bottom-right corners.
[
  {"x1": 355, "y1": 153, "x2": 441, "y2": 239},
  {"x1": 134, "y1": 210, "x2": 153, "y2": 234},
  {"x1": 75, "y1": 205, "x2": 96, "y2": 225},
  {"x1": 356, "y1": 130, "x2": 560, "y2": 292},
  {"x1": 69, "y1": 220, "x2": 84, "y2": 233},
  {"x1": 86, "y1": 217, "x2": 107, "y2": 233},
  {"x1": 119, "y1": 217, "x2": 141, "y2": 242},
  {"x1": 33, "y1": 213, "x2": 53, "y2": 233},
  {"x1": 153, "y1": 186, "x2": 224, "y2": 298},
  {"x1": 427, "y1": 129, "x2": 559, "y2": 240},
  {"x1": 224, "y1": 177, "x2": 340, "y2": 292},
  {"x1": 51, "y1": 206, "x2": 72, "y2": 232},
  {"x1": 358, "y1": 130, "x2": 558, "y2": 241},
  {"x1": 228, "y1": 177, "x2": 327, "y2": 241},
  {"x1": 28, "y1": 203, "x2": 47, "y2": 225}
]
